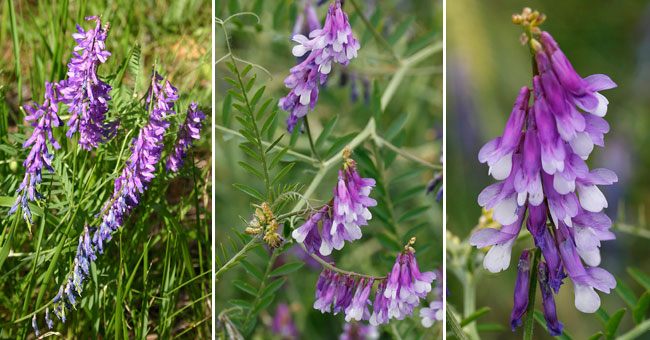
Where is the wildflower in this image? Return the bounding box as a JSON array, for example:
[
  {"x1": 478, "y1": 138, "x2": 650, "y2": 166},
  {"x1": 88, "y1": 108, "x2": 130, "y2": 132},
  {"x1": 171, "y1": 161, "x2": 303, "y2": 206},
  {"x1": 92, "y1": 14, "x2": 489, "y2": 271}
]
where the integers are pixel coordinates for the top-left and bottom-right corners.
[
  {"x1": 471, "y1": 10, "x2": 617, "y2": 335},
  {"x1": 510, "y1": 250, "x2": 530, "y2": 331},
  {"x1": 292, "y1": 0, "x2": 321, "y2": 39},
  {"x1": 280, "y1": 0, "x2": 360, "y2": 132},
  {"x1": 45, "y1": 71, "x2": 190, "y2": 328},
  {"x1": 10, "y1": 82, "x2": 63, "y2": 224},
  {"x1": 166, "y1": 102, "x2": 206, "y2": 172},
  {"x1": 32, "y1": 315, "x2": 39, "y2": 337},
  {"x1": 59, "y1": 15, "x2": 117, "y2": 149},
  {"x1": 292, "y1": 148, "x2": 376, "y2": 255},
  {"x1": 344, "y1": 278, "x2": 373, "y2": 322},
  {"x1": 420, "y1": 268, "x2": 443, "y2": 328},
  {"x1": 339, "y1": 322, "x2": 379, "y2": 340},
  {"x1": 538, "y1": 262, "x2": 563, "y2": 336},
  {"x1": 271, "y1": 303, "x2": 299, "y2": 339}
]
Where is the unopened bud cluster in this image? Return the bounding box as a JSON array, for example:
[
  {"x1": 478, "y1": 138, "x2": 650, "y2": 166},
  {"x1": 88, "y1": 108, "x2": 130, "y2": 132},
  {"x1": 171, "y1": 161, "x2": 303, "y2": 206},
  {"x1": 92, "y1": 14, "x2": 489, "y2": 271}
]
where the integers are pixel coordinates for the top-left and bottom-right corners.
[{"x1": 246, "y1": 202, "x2": 283, "y2": 248}]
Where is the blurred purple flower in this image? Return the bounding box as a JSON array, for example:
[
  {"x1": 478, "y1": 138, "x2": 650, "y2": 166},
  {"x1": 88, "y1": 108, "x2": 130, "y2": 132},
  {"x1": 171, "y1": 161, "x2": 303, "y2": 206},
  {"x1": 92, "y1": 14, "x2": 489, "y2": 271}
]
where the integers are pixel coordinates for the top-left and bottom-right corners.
[
  {"x1": 59, "y1": 15, "x2": 117, "y2": 150},
  {"x1": 271, "y1": 303, "x2": 299, "y2": 339},
  {"x1": 166, "y1": 102, "x2": 206, "y2": 172},
  {"x1": 339, "y1": 322, "x2": 379, "y2": 340},
  {"x1": 10, "y1": 82, "x2": 64, "y2": 224},
  {"x1": 510, "y1": 250, "x2": 530, "y2": 331}
]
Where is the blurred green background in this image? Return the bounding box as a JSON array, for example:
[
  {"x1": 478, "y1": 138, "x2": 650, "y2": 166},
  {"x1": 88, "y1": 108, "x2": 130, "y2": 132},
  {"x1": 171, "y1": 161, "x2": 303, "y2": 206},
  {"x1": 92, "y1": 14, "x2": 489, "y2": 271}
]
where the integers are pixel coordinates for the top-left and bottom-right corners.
[
  {"x1": 447, "y1": 0, "x2": 650, "y2": 339},
  {"x1": 215, "y1": 0, "x2": 443, "y2": 338}
]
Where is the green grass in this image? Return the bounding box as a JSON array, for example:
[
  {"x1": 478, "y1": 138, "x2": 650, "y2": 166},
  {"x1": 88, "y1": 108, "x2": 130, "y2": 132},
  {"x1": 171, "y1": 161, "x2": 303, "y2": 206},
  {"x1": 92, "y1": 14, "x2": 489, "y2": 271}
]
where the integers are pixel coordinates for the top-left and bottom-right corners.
[{"x1": 0, "y1": 1, "x2": 212, "y2": 338}]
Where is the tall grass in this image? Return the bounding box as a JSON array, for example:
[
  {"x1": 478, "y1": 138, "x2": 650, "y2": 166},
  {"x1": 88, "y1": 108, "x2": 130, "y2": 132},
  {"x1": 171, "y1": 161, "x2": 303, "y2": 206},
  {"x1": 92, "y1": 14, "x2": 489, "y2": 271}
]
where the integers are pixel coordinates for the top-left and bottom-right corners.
[{"x1": 0, "y1": 1, "x2": 212, "y2": 338}]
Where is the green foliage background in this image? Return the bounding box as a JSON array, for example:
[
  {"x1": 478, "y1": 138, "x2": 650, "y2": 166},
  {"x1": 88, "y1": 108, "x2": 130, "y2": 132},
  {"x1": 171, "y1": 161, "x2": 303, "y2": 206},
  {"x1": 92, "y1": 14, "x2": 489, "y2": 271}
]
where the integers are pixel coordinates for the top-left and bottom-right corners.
[
  {"x1": 215, "y1": 0, "x2": 443, "y2": 339},
  {"x1": 447, "y1": 1, "x2": 650, "y2": 339},
  {"x1": 0, "y1": 0, "x2": 212, "y2": 338}
]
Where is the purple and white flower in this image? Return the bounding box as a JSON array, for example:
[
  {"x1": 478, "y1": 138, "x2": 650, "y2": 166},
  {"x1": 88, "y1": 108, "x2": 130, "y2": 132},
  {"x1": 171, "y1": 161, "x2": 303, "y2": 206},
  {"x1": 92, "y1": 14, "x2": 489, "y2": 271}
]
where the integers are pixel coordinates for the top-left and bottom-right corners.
[
  {"x1": 472, "y1": 28, "x2": 617, "y2": 336},
  {"x1": 339, "y1": 322, "x2": 379, "y2": 340},
  {"x1": 166, "y1": 102, "x2": 206, "y2": 172},
  {"x1": 10, "y1": 82, "x2": 64, "y2": 224},
  {"x1": 59, "y1": 15, "x2": 117, "y2": 150}
]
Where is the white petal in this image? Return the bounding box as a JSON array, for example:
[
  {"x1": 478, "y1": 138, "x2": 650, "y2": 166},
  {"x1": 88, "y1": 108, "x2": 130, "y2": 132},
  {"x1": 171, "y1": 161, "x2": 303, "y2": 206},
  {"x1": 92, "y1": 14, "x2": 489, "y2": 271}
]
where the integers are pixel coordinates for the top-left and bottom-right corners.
[
  {"x1": 553, "y1": 174, "x2": 575, "y2": 195},
  {"x1": 517, "y1": 192, "x2": 527, "y2": 206},
  {"x1": 591, "y1": 92, "x2": 609, "y2": 117},
  {"x1": 489, "y1": 152, "x2": 513, "y2": 180},
  {"x1": 574, "y1": 284, "x2": 600, "y2": 313},
  {"x1": 570, "y1": 132, "x2": 594, "y2": 160},
  {"x1": 577, "y1": 183, "x2": 608, "y2": 212},
  {"x1": 578, "y1": 247, "x2": 601, "y2": 267},
  {"x1": 492, "y1": 195, "x2": 518, "y2": 225},
  {"x1": 292, "y1": 44, "x2": 309, "y2": 57},
  {"x1": 299, "y1": 90, "x2": 312, "y2": 105},
  {"x1": 483, "y1": 238, "x2": 516, "y2": 273},
  {"x1": 529, "y1": 184, "x2": 545, "y2": 206}
]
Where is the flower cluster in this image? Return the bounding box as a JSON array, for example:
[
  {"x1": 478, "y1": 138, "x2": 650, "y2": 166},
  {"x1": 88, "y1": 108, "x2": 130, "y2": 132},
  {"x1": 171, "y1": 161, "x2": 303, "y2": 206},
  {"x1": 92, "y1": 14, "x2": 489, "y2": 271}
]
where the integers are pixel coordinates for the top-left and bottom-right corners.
[
  {"x1": 59, "y1": 15, "x2": 117, "y2": 149},
  {"x1": 279, "y1": 0, "x2": 360, "y2": 132},
  {"x1": 312, "y1": 241, "x2": 435, "y2": 326},
  {"x1": 245, "y1": 202, "x2": 285, "y2": 248},
  {"x1": 419, "y1": 269, "x2": 443, "y2": 328},
  {"x1": 470, "y1": 10, "x2": 617, "y2": 336},
  {"x1": 166, "y1": 101, "x2": 206, "y2": 172},
  {"x1": 33, "y1": 71, "x2": 203, "y2": 333},
  {"x1": 10, "y1": 82, "x2": 64, "y2": 224},
  {"x1": 292, "y1": 148, "x2": 376, "y2": 255}
]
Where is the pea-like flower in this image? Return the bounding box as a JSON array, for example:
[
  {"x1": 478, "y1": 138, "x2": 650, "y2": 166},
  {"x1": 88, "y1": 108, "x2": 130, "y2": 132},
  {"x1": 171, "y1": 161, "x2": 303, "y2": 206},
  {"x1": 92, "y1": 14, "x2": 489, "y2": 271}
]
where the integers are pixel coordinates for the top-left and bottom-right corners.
[
  {"x1": 471, "y1": 14, "x2": 618, "y2": 336},
  {"x1": 10, "y1": 82, "x2": 63, "y2": 224},
  {"x1": 280, "y1": 0, "x2": 360, "y2": 132},
  {"x1": 59, "y1": 15, "x2": 117, "y2": 150},
  {"x1": 166, "y1": 101, "x2": 206, "y2": 172},
  {"x1": 339, "y1": 322, "x2": 379, "y2": 340}
]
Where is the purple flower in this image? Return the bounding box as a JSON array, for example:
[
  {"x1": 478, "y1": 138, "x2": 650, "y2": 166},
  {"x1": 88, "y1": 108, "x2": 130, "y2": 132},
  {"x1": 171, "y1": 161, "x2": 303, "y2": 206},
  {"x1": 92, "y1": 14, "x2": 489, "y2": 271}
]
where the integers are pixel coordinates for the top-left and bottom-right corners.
[
  {"x1": 325, "y1": 166, "x2": 377, "y2": 255},
  {"x1": 510, "y1": 250, "x2": 531, "y2": 331},
  {"x1": 419, "y1": 268, "x2": 444, "y2": 328},
  {"x1": 292, "y1": 152, "x2": 376, "y2": 256},
  {"x1": 383, "y1": 251, "x2": 435, "y2": 321},
  {"x1": 42, "y1": 71, "x2": 199, "y2": 329},
  {"x1": 10, "y1": 82, "x2": 64, "y2": 224},
  {"x1": 292, "y1": 0, "x2": 321, "y2": 39},
  {"x1": 472, "y1": 27, "x2": 618, "y2": 335},
  {"x1": 59, "y1": 15, "x2": 117, "y2": 150},
  {"x1": 166, "y1": 102, "x2": 206, "y2": 172},
  {"x1": 538, "y1": 262, "x2": 563, "y2": 336},
  {"x1": 271, "y1": 303, "x2": 299, "y2": 339},
  {"x1": 339, "y1": 322, "x2": 379, "y2": 340},
  {"x1": 32, "y1": 314, "x2": 39, "y2": 337},
  {"x1": 470, "y1": 208, "x2": 525, "y2": 273},
  {"x1": 280, "y1": 0, "x2": 360, "y2": 132},
  {"x1": 478, "y1": 86, "x2": 529, "y2": 180},
  {"x1": 369, "y1": 282, "x2": 389, "y2": 325},
  {"x1": 345, "y1": 278, "x2": 373, "y2": 322}
]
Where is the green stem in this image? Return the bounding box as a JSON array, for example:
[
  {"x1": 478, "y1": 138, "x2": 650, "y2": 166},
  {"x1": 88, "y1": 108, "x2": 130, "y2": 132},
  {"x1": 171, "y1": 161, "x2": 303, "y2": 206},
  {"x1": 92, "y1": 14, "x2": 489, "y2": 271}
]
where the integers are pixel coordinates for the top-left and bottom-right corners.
[
  {"x1": 303, "y1": 115, "x2": 322, "y2": 162},
  {"x1": 298, "y1": 242, "x2": 386, "y2": 281},
  {"x1": 616, "y1": 318, "x2": 650, "y2": 340},
  {"x1": 463, "y1": 274, "x2": 479, "y2": 340},
  {"x1": 523, "y1": 248, "x2": 541, "y2": 340},
  {"x1": 215, "y1": 235, "x2": 260, "y2": 280},
  {"x1": 447, "y1": 305, "x2": 470, "y2": 340},
  {"x1": 380, "y1": 41, "x2": 442, "y2": 111},
  {"x1": 347, "y1": 0, "x2": 400, "y2": 62},
  {"x1": 243, "y1": 249, "x2": 279, "y2": 329},
  {"x1": 373, "y1": 134, "x2": 442, "y2": 170}
]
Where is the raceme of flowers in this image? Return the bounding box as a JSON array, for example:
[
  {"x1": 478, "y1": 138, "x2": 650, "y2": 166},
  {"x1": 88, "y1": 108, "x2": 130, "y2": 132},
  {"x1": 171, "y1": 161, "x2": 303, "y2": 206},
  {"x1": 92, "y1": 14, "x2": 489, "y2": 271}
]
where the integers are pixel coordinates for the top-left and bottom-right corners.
[
  {"x1": 311, "y1": 243, "x2": 435, "y2": 326},
  {"x1": 10, "y1": 16, "x2": 115, "y2": 225},
  {"x1": 292, "y1": 149, "x2": 376, "y2": 256},
  {"x1": 30, "y1": 71, "x2": 204, "y2": 335},
  {"x1": 10, "y1": 82, "x2": 64, "y2": 225},
  {"x1": 166, "y1": 101, "x2": 207, "y2": 172},
  {"x1": 470, "y1": 20, "x2": 617, "y2": 336},
  {"x1": 59, "y1": 15, "x2": 118, "y2": 150},
  {"x1": 279, "y1": 0, "x2": 360, "y2": 132}
]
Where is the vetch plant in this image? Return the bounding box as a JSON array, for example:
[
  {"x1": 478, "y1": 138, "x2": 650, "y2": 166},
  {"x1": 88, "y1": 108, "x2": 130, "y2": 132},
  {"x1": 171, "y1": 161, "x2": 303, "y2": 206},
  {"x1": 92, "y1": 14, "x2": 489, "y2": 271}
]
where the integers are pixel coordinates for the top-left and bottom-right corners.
[
  {"x1": 1, "y1": 4, "x2": 211, "y2": 338},
  {"x1": 471, "y1": 8, "x2": 617, "y2": 336},
  {"x1": 216, "y1": 0, "x2": 442, "y2": 338}
]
